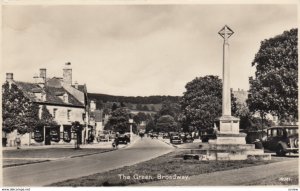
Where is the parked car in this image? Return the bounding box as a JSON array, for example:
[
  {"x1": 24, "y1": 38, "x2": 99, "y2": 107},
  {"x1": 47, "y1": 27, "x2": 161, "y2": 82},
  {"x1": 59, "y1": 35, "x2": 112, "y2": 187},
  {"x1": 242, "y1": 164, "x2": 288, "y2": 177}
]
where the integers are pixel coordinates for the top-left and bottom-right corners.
[
  {"x1": 182, "y1": 133, "x2": 194, "y2": 143},
  {"x1": 245, "y1": 130, "x2": 267, "y2": 144},
  {"x1": 263, "y1": 126, "x2": 298, "y2": 156},
  {"x1": 151, "y1": 132, "x2": 158, "y2": 139},
  {"x1": 115, "y1": 133, "x2": 130, "y2": 145},
  {"x1": 163, "y1": 133, "x2": 170, "y2": 139},
  {"x1": 170, "y1": 134, "x2": 182, "y2": 144},
  {"x1": 109, "y1": 132, "x2": 116, "y2": 140},
  {"x1": 200, "y1": 128, "x2": 217, "y2": 142}
]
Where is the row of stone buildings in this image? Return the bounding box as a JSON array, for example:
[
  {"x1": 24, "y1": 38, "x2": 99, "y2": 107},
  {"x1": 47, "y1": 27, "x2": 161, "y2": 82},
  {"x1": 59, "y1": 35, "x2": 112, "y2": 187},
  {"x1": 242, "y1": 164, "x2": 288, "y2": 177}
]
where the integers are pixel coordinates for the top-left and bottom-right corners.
[{"x1": 3, "y1": 63, "x2": 104, "y2": 147}]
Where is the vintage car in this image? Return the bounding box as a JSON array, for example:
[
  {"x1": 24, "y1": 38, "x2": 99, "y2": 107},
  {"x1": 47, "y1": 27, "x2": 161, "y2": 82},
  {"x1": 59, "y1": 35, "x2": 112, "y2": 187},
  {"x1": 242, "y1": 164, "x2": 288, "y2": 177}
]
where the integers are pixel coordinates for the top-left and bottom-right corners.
[
  {"x1": 182, "y1": 133, "x2": 194, "y2": 143},
  {"x1": 150, "y1": 132, "x2": 159, "y2": 139},
  {"x1": 245, "y1": 130, "x2": 267, "y2": 144},
  {"x1": 170, "y1": 134, "x2": 182, "y2": 144},
  {"x1": 115, "y1": 133, "x2": 130, "y2": 145},
  {"x1": 109, "y1": 132, "x2": 116, "y2": 140},
  {"x1": 163, "y1": 133, "x2": 170, "y2": 139},
  {"x1": 263, "y1": 126, "x2": 298, "y2": 156},
  {"x1": 97, "y1": 134, "x2": 108, "y2": 142},
  {"x1": 200, "y1": 128, "x2": 217, "y2": 142}
]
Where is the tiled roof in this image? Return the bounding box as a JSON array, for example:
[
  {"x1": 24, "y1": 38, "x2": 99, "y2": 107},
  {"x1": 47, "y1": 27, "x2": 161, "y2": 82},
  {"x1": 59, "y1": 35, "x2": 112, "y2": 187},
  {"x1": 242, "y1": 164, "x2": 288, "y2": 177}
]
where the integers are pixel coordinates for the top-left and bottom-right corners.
[
  {"x1": 14, "y1": 81, "x2": 84, "y2": 108},
  {"x1": 71, "y1": 84, "x2": 86, "y2": 93}
]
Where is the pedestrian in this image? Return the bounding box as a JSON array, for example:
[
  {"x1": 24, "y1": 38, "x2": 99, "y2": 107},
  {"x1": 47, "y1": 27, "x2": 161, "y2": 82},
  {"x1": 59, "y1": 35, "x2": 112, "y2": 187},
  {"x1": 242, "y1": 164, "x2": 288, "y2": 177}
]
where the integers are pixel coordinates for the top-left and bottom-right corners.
[
  {"x1": 112, "y1": 138, "x2": 119, "y2": 149},
  {"x1": 15, "y1": 135, "x2": 21, "y2": 149}
]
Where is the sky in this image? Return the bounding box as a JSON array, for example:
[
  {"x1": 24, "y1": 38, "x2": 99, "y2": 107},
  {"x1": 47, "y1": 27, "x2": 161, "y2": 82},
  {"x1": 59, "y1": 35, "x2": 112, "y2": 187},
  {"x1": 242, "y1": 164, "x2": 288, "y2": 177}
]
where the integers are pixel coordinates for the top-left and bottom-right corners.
[{"x1": 2, "y1": 3, "x2": 298, "y2": 96}]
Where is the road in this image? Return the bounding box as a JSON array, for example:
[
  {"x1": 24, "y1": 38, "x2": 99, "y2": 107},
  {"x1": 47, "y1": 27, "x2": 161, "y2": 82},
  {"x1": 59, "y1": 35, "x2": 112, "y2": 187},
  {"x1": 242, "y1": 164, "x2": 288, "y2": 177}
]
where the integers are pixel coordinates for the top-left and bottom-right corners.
[{"x1": 3, "y1": 137, "x2": 174, "y2": 186}]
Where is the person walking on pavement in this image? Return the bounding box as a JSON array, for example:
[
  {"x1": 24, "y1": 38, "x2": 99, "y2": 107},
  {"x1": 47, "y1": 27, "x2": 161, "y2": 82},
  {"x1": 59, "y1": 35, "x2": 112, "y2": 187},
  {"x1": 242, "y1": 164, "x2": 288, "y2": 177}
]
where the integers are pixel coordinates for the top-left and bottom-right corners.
[{"x1": 15, "y1": 134, "x2": 21, "y2": 149}]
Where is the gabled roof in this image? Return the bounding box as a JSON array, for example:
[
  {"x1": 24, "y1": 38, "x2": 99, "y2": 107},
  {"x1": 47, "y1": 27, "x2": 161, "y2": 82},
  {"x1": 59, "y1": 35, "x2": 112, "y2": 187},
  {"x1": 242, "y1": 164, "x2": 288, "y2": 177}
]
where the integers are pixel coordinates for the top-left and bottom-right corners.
[
  {"x1": 71, "y1": 84, "x2": 86, "y2": 93},
  {"x1": 14, "y1": 81, "x2": 84, "y2": 108}
]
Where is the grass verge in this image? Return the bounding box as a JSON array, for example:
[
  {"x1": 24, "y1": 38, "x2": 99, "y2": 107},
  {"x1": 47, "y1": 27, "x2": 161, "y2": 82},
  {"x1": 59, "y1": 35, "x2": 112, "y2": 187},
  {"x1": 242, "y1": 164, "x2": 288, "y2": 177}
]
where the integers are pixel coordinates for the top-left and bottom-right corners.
[
  {"x1": 246, "y1": 172, "x2": 299, "y2": 185},
  {"x1": 50, "y1": 150, "x2": 288, "y2": 186}
]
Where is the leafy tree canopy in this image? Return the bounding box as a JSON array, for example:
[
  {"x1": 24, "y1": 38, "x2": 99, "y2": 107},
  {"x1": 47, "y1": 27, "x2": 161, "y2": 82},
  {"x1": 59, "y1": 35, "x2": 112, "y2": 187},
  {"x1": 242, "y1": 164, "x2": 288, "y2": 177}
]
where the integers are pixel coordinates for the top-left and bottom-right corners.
[
  {"x1": 105, "y1": 107, "x2": 130, "y2": 133},
  {"x1": 38, "y1": 105, "x2": 57, "y2": 128},
  {"x1": 2, "y1": 82, "x2": 40, "y2": 134},
  {"x1": 247, "y1": 28, "x2": 298, "y2": 123},
  {"x1": 156, "y1": 115, "x2": 178, "y2": 132},
  {"x1": 180, "y1": 75, "x2": 237, "y2": 131}
]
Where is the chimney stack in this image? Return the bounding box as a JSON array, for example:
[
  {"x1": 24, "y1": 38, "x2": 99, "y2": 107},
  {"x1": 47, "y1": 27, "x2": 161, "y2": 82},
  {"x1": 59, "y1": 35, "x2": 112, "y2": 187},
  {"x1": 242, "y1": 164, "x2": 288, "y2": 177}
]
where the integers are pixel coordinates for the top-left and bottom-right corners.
[
  {"x1": 6, "y1": 73, "x2": 13, "y2": 81},
  {"x1": 90, "y1": 100, "x2": 96, "y2": 112},
  {"x1": 63, "y1": 62, "x2": 72, "y2": 86},
  {"x1": 74, "y1": 81, "x2": 78, "y2": 89},
  {"x1": 39, "y1": 68, "x2": 47, "y2": 84}
]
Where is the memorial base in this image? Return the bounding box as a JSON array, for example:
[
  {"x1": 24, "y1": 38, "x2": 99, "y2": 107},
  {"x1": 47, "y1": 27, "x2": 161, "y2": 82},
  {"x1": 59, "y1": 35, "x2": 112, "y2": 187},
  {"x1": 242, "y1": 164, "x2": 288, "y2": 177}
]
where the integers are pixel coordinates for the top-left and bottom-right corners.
[{"x1": 183, "y1": 115, "x2": 271, "y2": 161}]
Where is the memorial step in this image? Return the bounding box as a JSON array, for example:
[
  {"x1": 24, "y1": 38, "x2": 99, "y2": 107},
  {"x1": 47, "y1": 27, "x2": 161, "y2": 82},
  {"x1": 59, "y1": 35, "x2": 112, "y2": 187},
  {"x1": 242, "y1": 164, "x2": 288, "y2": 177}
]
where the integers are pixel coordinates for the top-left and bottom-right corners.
[{"x1": 199, "y1": 143, "x2": 255, "y2": 150}]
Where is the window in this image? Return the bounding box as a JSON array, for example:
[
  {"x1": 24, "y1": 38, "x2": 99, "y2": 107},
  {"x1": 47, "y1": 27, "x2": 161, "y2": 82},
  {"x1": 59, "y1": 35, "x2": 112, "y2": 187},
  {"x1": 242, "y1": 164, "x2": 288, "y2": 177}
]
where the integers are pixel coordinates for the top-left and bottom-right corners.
[
  {"x1": 53, "y1": 108, "x2": 57, "y2": 119},
  {"x1": 277, "y1": 129, "x2": 283, "y2": 136},
  {"x1": 63, "y1": 93, "x2": 68, "y2": 103},
  {"x1": 67, "y1": 110, "x2": 71, "y2": 120},
  {"x1": 267, "y1": 129, "x2": 271, "y2": 137},
  {"x1": 271, "y1": 129, "x2": 278, "y2": 137}
]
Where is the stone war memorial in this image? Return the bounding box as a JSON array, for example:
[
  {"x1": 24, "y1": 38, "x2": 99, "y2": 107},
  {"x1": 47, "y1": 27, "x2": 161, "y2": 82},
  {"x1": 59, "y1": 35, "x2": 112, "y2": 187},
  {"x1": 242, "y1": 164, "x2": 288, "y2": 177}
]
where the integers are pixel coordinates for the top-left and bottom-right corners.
[{"x1": 188, "y1": 25, "x2": 271, "y2": 161}]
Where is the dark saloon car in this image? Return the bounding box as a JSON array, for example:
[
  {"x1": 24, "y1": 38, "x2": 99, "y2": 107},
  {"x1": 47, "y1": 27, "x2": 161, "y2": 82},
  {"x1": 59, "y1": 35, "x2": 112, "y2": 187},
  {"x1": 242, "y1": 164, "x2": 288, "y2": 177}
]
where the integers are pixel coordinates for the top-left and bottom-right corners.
[
  {"x1": 115, "y1": 133, "x2": 130, "y2": 145},
  {"x1": 200, "y1": 128, "x2": 217, "y2": 143},
  {"x1": 151, "y1": 132, "x2": 158, "y2": 139},
  {"x1": 163, "y1": 133, "x2": 170, "y2": 139},
  {"x1": 263, "y1": 126, "x2": 298, "y2": 156},
  {"x1": 182, "y1": 133, "x2": 194, "y2": 143},
  {"x1": 170, "y1": 134, "x2": 182, "y2": 144}
]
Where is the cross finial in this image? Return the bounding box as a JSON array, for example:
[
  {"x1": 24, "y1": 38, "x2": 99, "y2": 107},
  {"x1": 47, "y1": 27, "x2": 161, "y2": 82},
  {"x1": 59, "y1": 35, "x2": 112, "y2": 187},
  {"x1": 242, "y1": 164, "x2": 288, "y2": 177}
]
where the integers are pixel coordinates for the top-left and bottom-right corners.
[{"x1": 218, "y1": 25, "x2": 234, "y2": 40}]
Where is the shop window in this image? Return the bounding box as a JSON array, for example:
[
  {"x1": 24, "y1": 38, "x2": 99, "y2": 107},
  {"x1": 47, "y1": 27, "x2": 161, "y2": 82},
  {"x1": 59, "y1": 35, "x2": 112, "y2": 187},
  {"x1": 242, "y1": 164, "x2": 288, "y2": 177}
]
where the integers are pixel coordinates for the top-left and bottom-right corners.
[
  {"x1": 50, "y1": 126, "x2": 60, "y2": 142},
  {"x1": 34, "y1": 127, "x2": 44, "y2": 142},
  {"x1": 63, "y1": 126, "x2": 71, "y2": 143},
  {"x1": 53, "y1": 108, "x2": 57, "y2": 119},
  {"x1": 67, "y1": 110, "x2": 71, "y2": 120}
]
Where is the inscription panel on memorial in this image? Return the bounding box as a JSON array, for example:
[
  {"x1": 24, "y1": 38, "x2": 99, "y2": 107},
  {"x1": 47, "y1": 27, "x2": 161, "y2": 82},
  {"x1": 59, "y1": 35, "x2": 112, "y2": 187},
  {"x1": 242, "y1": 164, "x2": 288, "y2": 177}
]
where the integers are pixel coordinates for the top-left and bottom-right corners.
[{"x1": 220, "y1": 121, "x2": 232, "y2": 133}]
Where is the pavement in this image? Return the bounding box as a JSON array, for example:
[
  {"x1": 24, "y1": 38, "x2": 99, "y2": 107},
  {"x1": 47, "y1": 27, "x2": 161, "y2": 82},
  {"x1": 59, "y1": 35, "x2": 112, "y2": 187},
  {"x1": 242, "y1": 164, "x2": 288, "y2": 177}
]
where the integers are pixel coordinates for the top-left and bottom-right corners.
[
  {"x1": 2, "y1": 136, "x2": 174, "y2": 187},
  {"x1": 140, "y1": 158, "x2": 299, "y2": 186},
  {"x1": 2, "y1": 139, "x2": 129, "y2": 151}
]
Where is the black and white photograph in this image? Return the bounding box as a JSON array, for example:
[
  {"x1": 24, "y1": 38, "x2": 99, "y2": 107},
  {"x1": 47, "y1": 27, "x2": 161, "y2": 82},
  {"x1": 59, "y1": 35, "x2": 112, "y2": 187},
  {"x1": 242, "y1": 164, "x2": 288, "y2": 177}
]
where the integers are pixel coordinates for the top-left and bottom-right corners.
[{"x1": 1, "y1": 0, "x2": 299, "y2": 189}]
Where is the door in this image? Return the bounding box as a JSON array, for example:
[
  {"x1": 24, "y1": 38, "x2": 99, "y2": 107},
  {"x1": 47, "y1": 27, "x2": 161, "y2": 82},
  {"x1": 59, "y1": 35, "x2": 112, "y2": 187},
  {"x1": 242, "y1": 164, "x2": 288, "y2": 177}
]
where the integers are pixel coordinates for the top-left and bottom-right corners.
[{"x1": 45, "y1": 128, "x2": 51, "y2": 145}]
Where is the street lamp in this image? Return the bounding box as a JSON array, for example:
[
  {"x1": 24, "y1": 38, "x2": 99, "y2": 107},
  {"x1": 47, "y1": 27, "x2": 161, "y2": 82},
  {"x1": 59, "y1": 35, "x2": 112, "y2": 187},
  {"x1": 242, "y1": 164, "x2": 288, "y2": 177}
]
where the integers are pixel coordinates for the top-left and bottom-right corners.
[{"x1": 129, "y1": 119, "x2": 133, "y2": 143}]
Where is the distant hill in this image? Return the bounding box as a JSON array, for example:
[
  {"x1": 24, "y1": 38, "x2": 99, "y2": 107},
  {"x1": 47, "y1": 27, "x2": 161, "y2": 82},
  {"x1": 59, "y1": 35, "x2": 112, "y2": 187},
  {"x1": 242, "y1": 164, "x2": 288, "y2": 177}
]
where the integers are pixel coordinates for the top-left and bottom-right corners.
[{"x1": 87, "y1": 93, "x2": 181, "y2": 104}]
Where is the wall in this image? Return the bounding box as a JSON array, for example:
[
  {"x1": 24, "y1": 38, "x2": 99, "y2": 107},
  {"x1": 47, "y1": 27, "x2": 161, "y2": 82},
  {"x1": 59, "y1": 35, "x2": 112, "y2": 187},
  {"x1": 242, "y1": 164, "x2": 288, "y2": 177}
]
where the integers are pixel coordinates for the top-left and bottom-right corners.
[{"x1": 46, "y1": 105, "x2": 85, "y2": 125}]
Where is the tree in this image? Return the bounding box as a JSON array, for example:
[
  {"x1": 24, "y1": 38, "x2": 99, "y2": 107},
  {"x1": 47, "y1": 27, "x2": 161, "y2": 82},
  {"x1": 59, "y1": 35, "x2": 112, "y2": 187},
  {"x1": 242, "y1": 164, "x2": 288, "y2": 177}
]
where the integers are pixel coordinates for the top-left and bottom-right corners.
[
  {"x1": 111, "y1": 103, "x2": 118, "y2": 111},
  {"x1": 133, "y1": 112, "x2": 148, "y2": 125},
  {"x1": 2, "y1": 82, "x2": 40, "y2": 134},
  {"x1": 158, "y1": 101, "x2": 181, "y2": 119},
  {"x1": 38, "y1": 105, "x2": 57, "y2": 128},
  {"x1": 105, "y1": 107, "x2": 130, "y2": 133},
  {"x1": 180, "y1": 75, "x2": 237, "y2": 132},
  {"x1": 248, "y1": 28, "x2": 298, "y2": 124},
  {"x1": 120, "y1": 102, "x2": 126, "y2": 107},
  {"x1": 156, "y1": 115, "x2": 178, "y2": 132},
  {"x1": 146, "y1": 119, "x2": 156, "y2": 133},
  {"x1": 136, "y1": 104, "x2": 143, "y2": 111},
  {"x1": 142, "y1": 105, "x2": 149, "y2": 111},
  {"x1": 151, "y1": 105, "x2": 156, "y2": 111}
]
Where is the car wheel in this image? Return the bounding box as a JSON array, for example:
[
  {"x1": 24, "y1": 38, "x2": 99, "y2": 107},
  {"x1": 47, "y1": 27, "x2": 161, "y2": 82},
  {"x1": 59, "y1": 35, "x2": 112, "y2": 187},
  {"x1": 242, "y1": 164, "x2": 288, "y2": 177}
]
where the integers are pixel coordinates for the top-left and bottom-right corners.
[{"x1": 276, "y1": 145, "x2": 286, "y2": 156}]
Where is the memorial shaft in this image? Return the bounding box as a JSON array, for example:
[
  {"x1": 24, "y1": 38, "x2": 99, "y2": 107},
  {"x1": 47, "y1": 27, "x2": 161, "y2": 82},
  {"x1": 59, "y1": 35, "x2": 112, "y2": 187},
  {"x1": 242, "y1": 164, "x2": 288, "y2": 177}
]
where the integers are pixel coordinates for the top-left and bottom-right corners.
[{"x1": 222, "y1": 38, "x2": 231, "y2": 116}]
